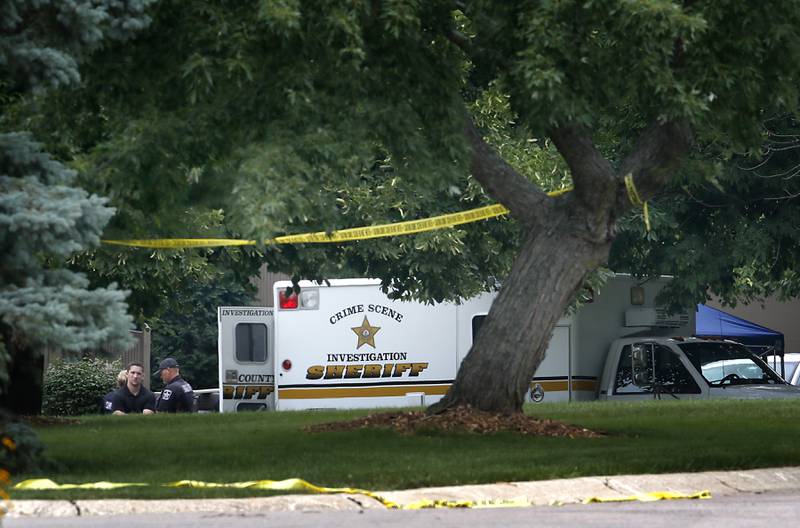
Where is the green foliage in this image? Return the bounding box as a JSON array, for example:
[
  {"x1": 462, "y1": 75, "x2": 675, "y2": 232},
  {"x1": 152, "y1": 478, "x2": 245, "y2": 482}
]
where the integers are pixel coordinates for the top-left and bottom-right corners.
[
  {"x1": 34, "y1": 0, "x2": 794, "y2": 307},
  {"x1": 2, "y1": 3, "x2": 267, "y2": 394},
  {"x1": 150, "y1": 268, "x2": 257, "y2": 390},
  {"x1": 22, "y1": 0, "x2": 548, "y2": 304},
  {"x1": 1, "y1": 418, "x2": 51, "y2": 474},
  {"x1": 610, "y1": 113, "x2": 800, "y2": 311},
  {"x1": 69, "y1": 242, "x2": 263, "y2": 325},
  {"x1": 41, "y1": 358, "x2": 121, "y2": 416},
  {"x1": 471, "y1": 83, "x2": 571, "y2": 191},
  {"x1": 473, "y1": 0, "x2": 799, "y2": 151},
  {"x1": 4, "y1": 4, "x2": 273, "y2": 332},
  {"x1": 1, "y1": 0, "x2": 154, "y2": 95}
]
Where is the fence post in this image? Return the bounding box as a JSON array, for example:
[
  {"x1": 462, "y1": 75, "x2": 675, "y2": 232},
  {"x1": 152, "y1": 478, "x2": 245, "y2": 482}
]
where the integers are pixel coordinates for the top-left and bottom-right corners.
[{"x1": 143, "y1": 325, "x2": 152, "y2": 390}]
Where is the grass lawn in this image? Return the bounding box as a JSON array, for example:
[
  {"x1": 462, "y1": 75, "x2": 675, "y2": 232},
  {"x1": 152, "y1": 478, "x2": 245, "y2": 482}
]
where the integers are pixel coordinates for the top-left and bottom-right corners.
[{"x1": 9, "y1": 399, "x2": 800, "y2": 500}]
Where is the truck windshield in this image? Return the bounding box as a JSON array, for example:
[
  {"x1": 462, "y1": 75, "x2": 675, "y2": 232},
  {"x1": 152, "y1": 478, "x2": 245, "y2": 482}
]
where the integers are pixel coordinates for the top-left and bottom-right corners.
[{"x1": 679, "y1": 342, "x2": 783, "y2": 386}]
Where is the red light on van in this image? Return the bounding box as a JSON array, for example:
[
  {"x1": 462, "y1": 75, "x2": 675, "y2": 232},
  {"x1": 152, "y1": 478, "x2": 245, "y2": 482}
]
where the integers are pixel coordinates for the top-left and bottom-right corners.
[
  {"x1": 279, "y1": 291, "x2": 298, "y2": 309},
  {"x1": 282, "y1": 359, "x2": 292, "y2": 371}
]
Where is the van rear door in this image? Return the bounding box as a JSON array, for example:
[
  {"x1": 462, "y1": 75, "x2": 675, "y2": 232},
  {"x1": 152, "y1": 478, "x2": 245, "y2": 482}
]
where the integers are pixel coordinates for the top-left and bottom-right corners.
[{"x1": 218, "y1": 307, "x2": 275, "y2": 412}]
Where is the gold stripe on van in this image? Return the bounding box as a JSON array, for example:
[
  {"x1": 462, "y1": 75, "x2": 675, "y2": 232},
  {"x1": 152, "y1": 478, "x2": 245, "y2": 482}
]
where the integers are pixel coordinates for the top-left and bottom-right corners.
[
  {"x1": 533, "y1": 381, "x2": 569, "y2": 392},
  {"x1": 279, "y1": 384, "x2": 452, "y2": 400},
  {"x1": 571, "y1": 379, "x2": 599, "y2": 391},
  {"x1": 530, "y1": 379, "x2": 598, "y2": 392},
  {"x1": 280, "y1": 379, "x2": 598, "y2": 400}
]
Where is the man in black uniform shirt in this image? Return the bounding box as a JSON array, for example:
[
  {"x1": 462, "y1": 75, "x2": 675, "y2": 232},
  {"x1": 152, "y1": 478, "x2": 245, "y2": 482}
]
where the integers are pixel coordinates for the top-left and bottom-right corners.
[
  {"x1": 106, "y1": 363, "x2": 156, "y2": 415},
  {"x1": 153, "y1": 358, "x2": 195, "y2": 413}
]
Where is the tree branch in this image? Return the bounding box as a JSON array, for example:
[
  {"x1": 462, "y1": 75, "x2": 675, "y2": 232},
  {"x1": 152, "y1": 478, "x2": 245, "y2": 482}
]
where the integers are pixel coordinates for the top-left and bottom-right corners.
[
  {"x1": 617, "y1": 120, "x2": 693, "y2": 208},
  {"x1": 465, "y1": 119, "x2": 549, "y2": 225},
  {"x1": 446, "y1": 28, "x2": 471, "y2": 55},
  {"x1": 548, "y1": 124, "x2": 616, "y2": 211}
]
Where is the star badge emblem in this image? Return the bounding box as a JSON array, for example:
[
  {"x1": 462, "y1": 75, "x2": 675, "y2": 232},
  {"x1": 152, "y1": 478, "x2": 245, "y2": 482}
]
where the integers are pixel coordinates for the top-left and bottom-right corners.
[{"x1": 351, "y1": 316, "x2": 381, "y2": 349}]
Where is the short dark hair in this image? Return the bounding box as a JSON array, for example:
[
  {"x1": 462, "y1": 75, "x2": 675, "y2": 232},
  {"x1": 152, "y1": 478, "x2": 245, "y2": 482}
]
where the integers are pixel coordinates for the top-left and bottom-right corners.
[{"x1": 126, "y1": 362, "x2": 144, "y2": 372}]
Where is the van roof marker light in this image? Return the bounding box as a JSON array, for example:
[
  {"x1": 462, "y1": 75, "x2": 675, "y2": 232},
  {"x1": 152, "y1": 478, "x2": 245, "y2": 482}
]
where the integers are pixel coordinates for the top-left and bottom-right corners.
[{"x1": 300, "y1": 290, "x2": 319, "y2": 310}]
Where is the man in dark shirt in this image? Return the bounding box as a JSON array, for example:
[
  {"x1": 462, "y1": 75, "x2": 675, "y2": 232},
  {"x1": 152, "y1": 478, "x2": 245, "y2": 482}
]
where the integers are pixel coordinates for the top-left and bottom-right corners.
[
  {"x1": 107, "y1": 363, "x2": 156, "y2": 415},
  {"x1": 153, "y1": 357, "x2": 195, "y2": 413}
]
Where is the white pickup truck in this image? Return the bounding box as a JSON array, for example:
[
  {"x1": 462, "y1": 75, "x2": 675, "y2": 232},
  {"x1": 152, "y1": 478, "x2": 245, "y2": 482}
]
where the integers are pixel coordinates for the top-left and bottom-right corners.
[{"x1": 598, "y1": 337, "x2": 800, "y2": 400}]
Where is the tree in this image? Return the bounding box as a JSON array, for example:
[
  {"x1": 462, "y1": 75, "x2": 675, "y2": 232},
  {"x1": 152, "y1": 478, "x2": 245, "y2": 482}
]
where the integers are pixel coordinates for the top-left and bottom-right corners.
[
  {"x1": 436, "y1": 1, "x2": 797, "y2": 413},
  {"x1": 29, "y1": 1, "x2": 800, "y2": 414},
  {"x1": 0, "y1": 0, "x2": 153, "y2": 412}
]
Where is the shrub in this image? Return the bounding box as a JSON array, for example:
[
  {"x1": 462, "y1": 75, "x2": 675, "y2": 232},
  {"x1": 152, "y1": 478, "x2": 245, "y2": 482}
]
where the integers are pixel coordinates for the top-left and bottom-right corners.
[
  {"x1": 0, "y1": 417, "x2": 51, "y2": 474},
  {"x1": 41, "y1": 357, "x2": 121, "y2": 416}
]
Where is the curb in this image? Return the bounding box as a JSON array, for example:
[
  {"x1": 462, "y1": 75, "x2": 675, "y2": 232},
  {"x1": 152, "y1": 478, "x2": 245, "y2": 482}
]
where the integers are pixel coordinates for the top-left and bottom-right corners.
[{"x1": 8, "y1": 466, "x2": 800, "y2": 518}]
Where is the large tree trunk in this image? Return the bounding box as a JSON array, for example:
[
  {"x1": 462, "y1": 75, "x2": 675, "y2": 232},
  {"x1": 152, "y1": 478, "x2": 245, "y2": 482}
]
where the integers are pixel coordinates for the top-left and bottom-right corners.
[
  {"x1": 0, "y1": 337, "x2": 44, "y2": 415},
  {"x1": 428, "y1": 119, "x2": 692, "y2": 415},
  {"x1": 430, "y1": 218, "x2": 610, "y2": 414}
]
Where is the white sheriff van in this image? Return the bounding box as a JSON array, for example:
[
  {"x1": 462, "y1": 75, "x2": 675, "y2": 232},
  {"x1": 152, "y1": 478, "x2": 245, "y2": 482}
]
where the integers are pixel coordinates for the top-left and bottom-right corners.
[{"x1": 218, "y1": 275, "x2": 709, "y2": 412}]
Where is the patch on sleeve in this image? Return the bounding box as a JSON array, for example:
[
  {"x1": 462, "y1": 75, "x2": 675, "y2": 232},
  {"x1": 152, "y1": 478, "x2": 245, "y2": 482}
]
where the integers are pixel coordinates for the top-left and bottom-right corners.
[
  {"x1": 104, "y1": 400, "x2": 113, "y2": 410},
  {"x1": 162, "y1": 389, "x2": 173, "y2": 400},
  {"x1": 181, "y1": 383, "x2": 192, "y2": 392}
]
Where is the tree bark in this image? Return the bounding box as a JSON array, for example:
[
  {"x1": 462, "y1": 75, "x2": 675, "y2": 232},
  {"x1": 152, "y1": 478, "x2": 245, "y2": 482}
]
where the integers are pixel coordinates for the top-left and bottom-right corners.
[
  {"x1": 0, "y1": 332, "x2": 44, "y2": 415},
  {"x1": 429, "y1": 214, "x2": 610, "y2": 414},
  {"x1": 465, "y1": 119, "x2": 551, "y2": 226}
]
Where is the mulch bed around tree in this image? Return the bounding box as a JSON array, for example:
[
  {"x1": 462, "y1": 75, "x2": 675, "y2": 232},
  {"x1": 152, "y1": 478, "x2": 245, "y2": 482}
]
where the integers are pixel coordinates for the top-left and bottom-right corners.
[{"x1": 304, "y1": 406, "x2": 603, "y2": 438}]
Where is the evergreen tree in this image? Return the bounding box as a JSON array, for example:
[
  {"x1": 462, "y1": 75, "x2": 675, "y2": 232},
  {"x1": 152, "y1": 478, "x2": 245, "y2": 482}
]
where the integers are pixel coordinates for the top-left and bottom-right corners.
[{"x1": 0, "y1": 0, "x2": 153, "y2": 412}]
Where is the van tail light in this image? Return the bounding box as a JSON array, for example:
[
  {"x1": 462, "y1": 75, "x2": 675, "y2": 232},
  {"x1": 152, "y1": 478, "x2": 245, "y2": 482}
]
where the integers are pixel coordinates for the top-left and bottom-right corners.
[
  {"x1": 278, "y1": 287, "x2": 319, "y2": 310},
  {"x1": 282, "y1": 359, "x2": 292, "y2": 371},
  {"x1": 279, "y1": 290, "x2": 299, "y2": 309}
]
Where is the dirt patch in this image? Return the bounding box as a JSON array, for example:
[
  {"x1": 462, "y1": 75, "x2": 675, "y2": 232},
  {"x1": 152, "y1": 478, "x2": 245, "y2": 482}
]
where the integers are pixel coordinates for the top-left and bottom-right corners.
[{"x1": 305, "y1": 406, "x2": 603, "y2": 438}]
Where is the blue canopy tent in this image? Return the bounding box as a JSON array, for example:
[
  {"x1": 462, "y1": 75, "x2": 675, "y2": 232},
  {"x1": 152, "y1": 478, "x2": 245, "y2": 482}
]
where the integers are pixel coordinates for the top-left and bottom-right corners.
[{"x1": 696, "y1": 304, "x2": 784, "y2": 357}]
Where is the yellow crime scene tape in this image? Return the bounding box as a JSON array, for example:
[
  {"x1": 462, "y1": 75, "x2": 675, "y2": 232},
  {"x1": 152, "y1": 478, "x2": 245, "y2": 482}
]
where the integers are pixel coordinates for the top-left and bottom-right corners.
[
  {"x1": 100, "y1": 176, "x2": 654, "y2": 250},
  {"x1": 0, "y1": 473, "x2": 9, "y2": 518},
  {"x1": 583, "y1": 490, "x2": 711, "y2": 503},
  {"x1": 13, "y1": 479, "x2": 147, "y2": 490},
  {"x1": 101, "y1": 204, "x2": 510, "y2": 249},
  {"x1": 101, "y1": 187, "x2": 574, "y2": 249},
  {"x1": 13, "y1": 478, "x2": 710, "y2": 509},
  {"x1": 624, "y1": 173, "x2": 651, "y2": 232},
  {"x1": 13, "y1": 478, "x2": 526, "y2": 510},
  {"x1": 2, "y1": 435, "x2": 17, "y2": 518}
]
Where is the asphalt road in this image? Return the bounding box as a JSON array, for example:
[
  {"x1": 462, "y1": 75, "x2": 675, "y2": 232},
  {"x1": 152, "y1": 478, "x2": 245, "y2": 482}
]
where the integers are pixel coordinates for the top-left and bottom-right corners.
[{"x1": 6, "y1": 490, "x2": 799, "y2": 528}]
